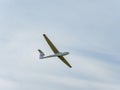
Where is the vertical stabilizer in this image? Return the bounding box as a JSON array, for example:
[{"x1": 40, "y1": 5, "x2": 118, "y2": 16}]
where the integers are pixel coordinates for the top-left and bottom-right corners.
[{"x1": 38, "y1": 49, "x2": 45, "y2": 59}]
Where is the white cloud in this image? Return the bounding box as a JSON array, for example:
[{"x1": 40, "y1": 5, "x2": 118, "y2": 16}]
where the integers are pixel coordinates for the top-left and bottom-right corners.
[
  {"x1": 0, "y1": 0, "x2": 120, "y2": 90},
  {"x1": 71, "y1": 55, "x2": 117, "y2": 82},
  {"x1": 29, "y1": 74, "x2": 120, "y2": 90},
  {"x1": 0, "y1": 78, "x2": 18, "y2": 90}
]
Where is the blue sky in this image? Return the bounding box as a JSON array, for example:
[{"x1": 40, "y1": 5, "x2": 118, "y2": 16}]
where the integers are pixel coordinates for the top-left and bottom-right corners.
[{"x1": 0, "y1": 0, "x2": 120, "y2": 90}]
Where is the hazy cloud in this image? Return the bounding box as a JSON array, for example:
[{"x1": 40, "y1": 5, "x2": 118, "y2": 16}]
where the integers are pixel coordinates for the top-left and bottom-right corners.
[{"x1": 0, "y1": 0, "x2": 120, "y2": 90}]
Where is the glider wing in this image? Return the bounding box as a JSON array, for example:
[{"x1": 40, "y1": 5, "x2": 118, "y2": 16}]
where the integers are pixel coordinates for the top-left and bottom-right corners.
[
  {"x1": 43, "y1": 34, "x2": 59, "y2": 53},
  {"x1": 43, "y1": 34, "x2": 72, "y2": 68},
  {"x1": 58, "y1": 56, "x2": 72, "y2": 68}
]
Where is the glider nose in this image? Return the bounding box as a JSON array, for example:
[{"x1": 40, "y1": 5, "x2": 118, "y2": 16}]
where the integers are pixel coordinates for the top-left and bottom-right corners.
[{"x1": 64, "y1": 52, "x2": 69, "y2": 55}]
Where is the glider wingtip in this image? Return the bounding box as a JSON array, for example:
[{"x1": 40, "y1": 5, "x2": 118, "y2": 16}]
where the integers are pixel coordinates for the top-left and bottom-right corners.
[
  {"x1": 43, "y1": 34, "x2": 46, "y2": 36},
  {"x1": 68, "y1": 65, "x2": 72, "y2": 68}
]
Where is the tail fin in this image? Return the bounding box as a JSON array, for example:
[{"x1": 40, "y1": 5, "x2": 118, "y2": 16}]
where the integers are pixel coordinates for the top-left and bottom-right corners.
[{"x1": 38, "y1": 49, "x2": 45, "y2": 59}]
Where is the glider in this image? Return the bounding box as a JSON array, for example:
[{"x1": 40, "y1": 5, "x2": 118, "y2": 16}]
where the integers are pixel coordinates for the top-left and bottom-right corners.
[{"x1": 38, "y1": 34, "x2": 72, "y2": 68}]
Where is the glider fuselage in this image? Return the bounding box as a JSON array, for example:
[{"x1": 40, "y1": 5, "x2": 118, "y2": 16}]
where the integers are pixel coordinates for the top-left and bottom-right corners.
[{"x1": 40, "y1": 52, "x2": 69, "y2": 59}]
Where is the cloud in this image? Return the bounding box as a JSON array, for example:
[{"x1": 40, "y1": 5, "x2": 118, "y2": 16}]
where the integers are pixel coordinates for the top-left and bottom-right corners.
[
  {"x1": 0, "y1": 0, "x2": 120, "y2": 90},
  {"x1": 43, "y1": 75, "x2": 120, "y2": 90},
  {"x1": 0, "y1": 78, "x2": 18, "y2": 90}
]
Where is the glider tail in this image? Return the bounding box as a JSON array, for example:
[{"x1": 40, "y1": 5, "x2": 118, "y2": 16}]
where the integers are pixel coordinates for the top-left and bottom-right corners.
[{"x1": 38, "y1": 49, "x2": 45, "y2": 59}]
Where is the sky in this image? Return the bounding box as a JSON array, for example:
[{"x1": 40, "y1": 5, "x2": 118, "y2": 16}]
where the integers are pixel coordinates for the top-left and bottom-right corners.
[{"x1": 0, "y1": 0, "x2": 120, "y2": 90}]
